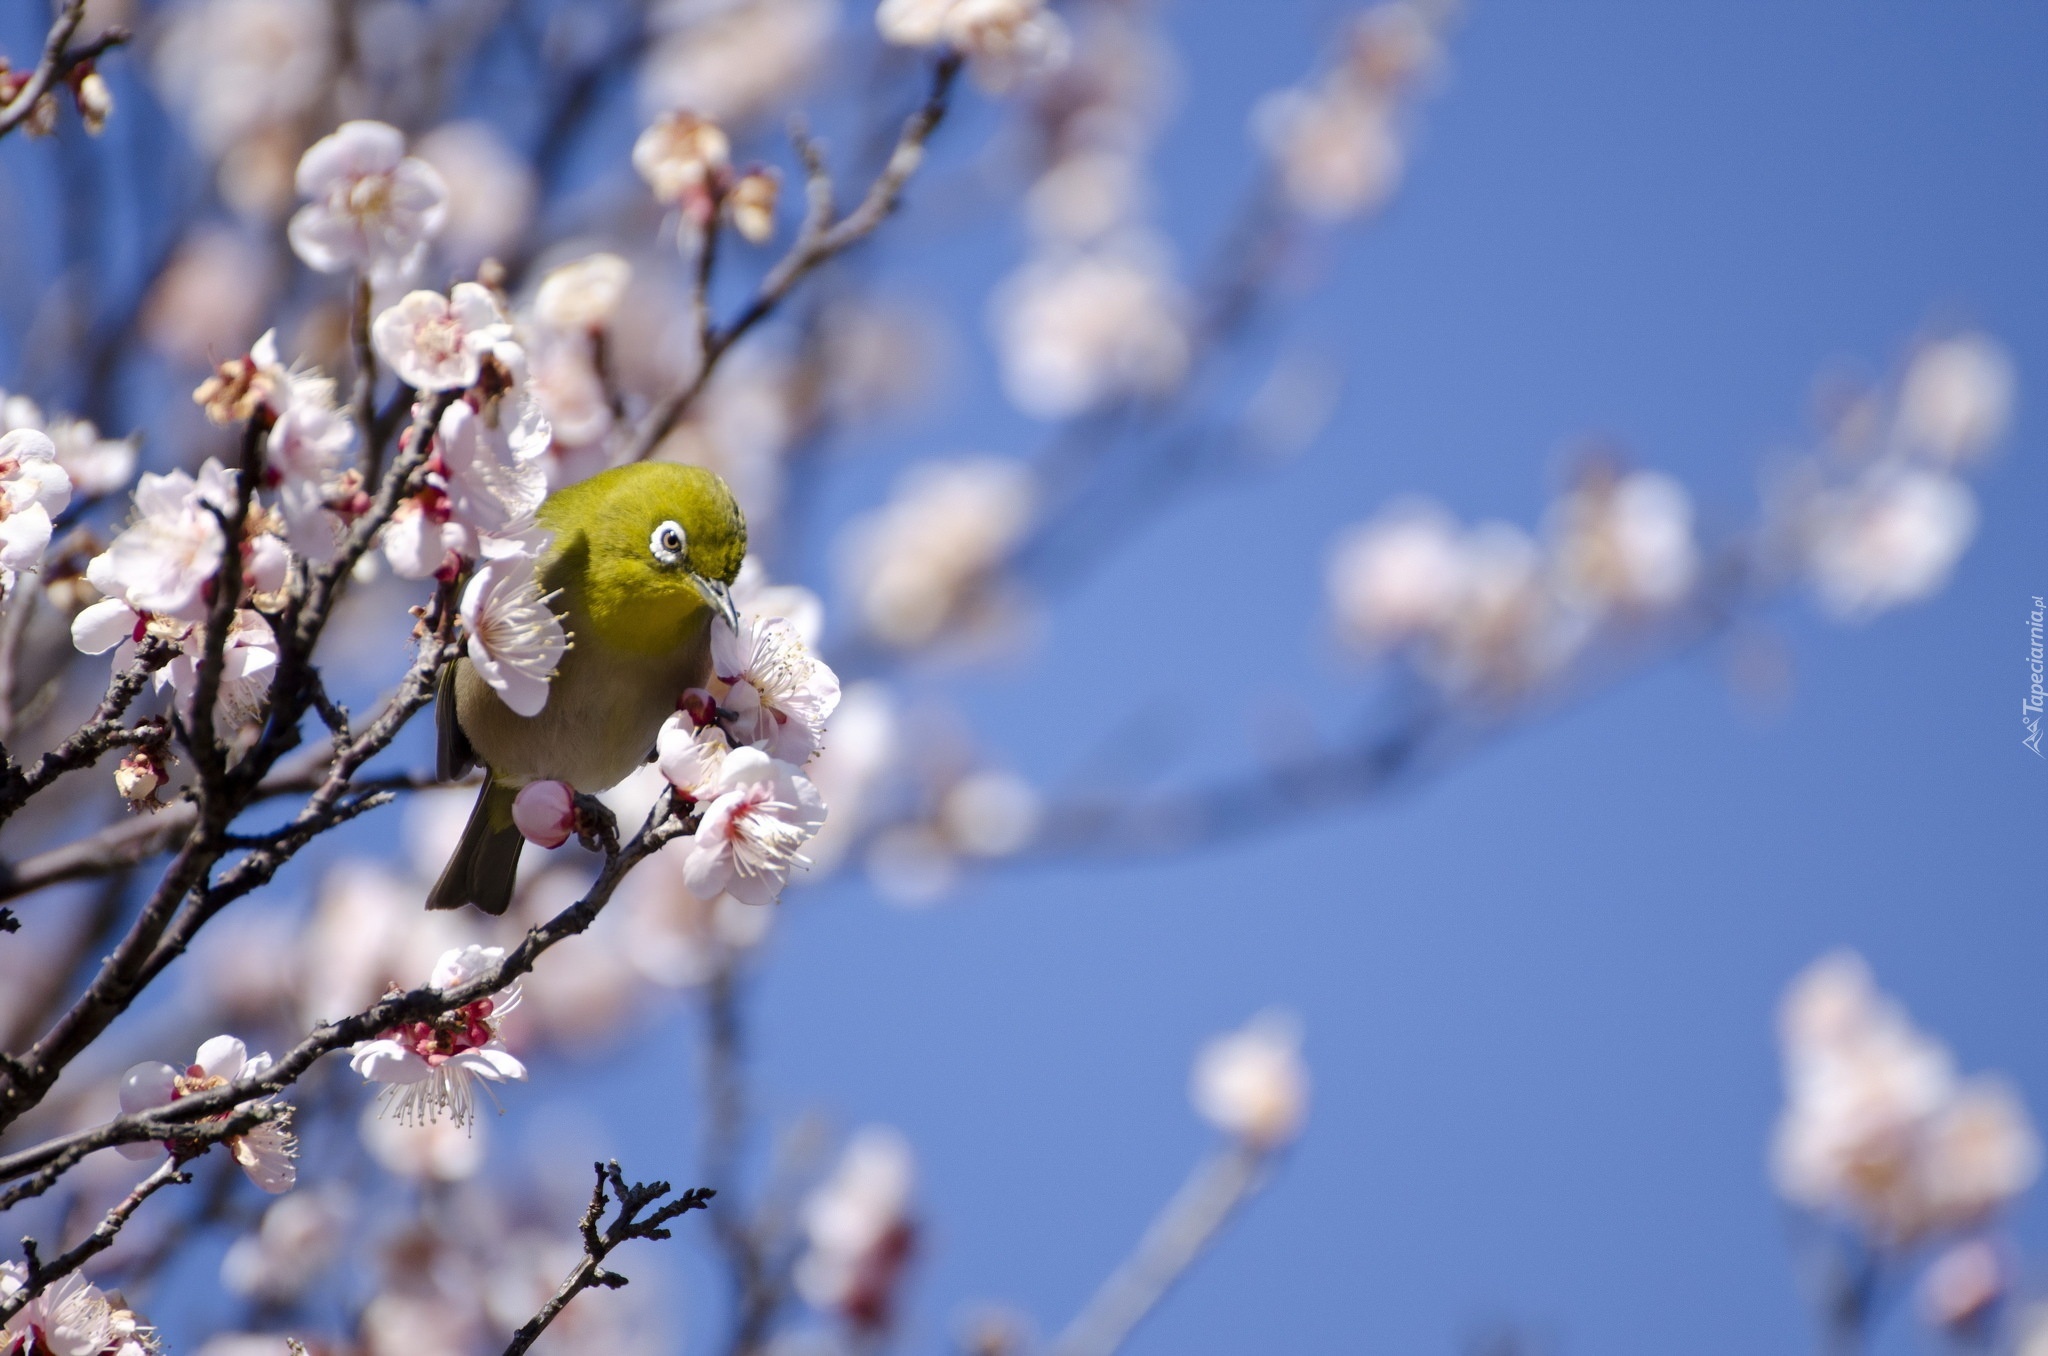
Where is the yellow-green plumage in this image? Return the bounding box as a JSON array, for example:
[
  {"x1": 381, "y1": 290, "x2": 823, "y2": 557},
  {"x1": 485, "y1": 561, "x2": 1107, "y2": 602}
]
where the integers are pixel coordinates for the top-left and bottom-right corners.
[{"x1": 427, "y1": 462, "x2": 747, "y2": 914}]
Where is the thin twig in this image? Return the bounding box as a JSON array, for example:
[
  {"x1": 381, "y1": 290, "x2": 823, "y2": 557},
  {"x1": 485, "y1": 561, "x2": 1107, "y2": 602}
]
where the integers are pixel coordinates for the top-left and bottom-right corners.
[
  {"x1": 624, "y1": 54, "x2": 961, "y2": 462},
  {"x1": 0, "y1": 1157, "x2": 190, "y2": 1321},
  {"x1": 1046, "y1": 1146, "x2": 1269, "y2": 1356},
  {"x1": 0, "y1": 0, "x2": 129, "y2": 141},
  {"x1": 501, "y1": 1160, "x2": 714, "y2": 1356}
]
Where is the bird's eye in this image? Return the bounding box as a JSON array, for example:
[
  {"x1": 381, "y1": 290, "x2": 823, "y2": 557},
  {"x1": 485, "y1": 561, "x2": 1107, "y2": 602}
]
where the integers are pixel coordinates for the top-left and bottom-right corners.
[{"x1": 650, "y1": 520, "x2": 688, "y2": 566}]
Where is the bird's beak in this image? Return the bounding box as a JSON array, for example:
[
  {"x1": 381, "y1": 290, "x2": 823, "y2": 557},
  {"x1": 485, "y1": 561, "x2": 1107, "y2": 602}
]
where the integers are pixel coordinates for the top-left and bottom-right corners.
[{"x1": 694, "y1": 574, "x2": 741, "y2": 633}]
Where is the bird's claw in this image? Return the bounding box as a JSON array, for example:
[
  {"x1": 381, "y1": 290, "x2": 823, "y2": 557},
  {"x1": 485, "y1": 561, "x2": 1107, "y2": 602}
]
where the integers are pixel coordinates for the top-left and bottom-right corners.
[{"x1": 571, "y1": 794, "x2": 620, "y2": 858}]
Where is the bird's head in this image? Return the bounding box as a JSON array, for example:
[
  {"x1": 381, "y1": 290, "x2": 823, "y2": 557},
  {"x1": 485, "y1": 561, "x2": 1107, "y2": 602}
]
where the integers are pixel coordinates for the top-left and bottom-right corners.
[{"x1": 540, "y1": 462, "x2": 747, "y2": 655}]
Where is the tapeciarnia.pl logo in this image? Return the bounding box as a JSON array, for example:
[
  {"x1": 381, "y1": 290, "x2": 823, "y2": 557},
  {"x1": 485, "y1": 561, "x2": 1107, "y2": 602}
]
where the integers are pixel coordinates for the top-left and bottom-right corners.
[{"x1": 2026, "y1": 595, "x2": 2045, "y2": 757}]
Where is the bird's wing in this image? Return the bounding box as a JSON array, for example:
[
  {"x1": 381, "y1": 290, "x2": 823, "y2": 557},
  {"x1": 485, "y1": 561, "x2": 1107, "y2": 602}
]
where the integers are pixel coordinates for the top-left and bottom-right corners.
[{"x1": 436, "y1": 659, "x2": 476, "y2": 781}]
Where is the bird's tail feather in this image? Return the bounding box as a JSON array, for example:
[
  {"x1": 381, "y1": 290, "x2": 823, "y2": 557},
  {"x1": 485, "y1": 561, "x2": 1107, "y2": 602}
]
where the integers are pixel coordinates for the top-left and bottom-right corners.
[{"x1": 427, "y1": 780, "x2": 524, "y2": 915}]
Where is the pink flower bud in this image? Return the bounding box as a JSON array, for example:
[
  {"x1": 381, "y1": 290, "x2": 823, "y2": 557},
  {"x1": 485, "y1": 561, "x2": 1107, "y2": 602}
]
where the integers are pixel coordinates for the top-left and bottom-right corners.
[{"x1": 512, "y1": 779, "x2": 576, "y2": 849}]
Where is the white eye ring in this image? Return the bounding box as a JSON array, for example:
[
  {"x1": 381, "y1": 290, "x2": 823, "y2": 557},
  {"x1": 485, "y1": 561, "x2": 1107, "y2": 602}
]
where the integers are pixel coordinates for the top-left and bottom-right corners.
[{"x1": 650, "y1": 520, "x2": 688, "y2": 566}]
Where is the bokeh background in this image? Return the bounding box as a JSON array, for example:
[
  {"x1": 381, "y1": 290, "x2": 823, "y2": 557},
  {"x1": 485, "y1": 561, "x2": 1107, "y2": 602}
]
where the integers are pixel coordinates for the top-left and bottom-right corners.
[{"x1": 0, "y1": 2, "x2": 2043, "y2": 1354}]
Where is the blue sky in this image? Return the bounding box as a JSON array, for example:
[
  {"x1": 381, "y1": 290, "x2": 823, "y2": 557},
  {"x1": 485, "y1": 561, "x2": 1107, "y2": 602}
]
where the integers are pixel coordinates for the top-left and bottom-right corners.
[{"x1": 642, "y1": 4, "x2": 2048, "y2": 1354}]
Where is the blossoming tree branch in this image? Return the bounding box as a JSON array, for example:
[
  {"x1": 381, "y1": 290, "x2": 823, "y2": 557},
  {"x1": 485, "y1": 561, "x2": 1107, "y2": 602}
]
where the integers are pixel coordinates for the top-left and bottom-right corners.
[{"x1": 0, "y1": 0, "x2": 2025, "y2": 1353}]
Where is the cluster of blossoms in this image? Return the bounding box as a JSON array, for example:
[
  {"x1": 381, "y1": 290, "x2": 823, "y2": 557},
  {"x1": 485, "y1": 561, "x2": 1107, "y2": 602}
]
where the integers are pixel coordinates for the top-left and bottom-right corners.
[
  {"x1": 0, "y1": 1265, "x2": 154, "y2": 1356},
  {"x1": 0, "y1": 430, "x2": 72, "y2": 584},
  {"x1": 632, "y1": 111, "x2": 779, "y2": 243},
  {"x1": 0, "y1": 54, "x2": 114, "y2": 140},
  {"x1": 796, "y1": 1127, "x2": 919, "y2": 1332},
  {"x1": 1772, "y1": 952, "x2": 2039, "y2": 1246},
  {"x1": 1327, "y1": 464, "x2": 1701, "y2": 700},
  {"x1": 1790, "y1": 333, "x2": 2012, "y2": 620},
  {"x1": 877, "y1": 0, "x2": 1071, "y2": 93},
  {"x1": 1254, "y1": 0, "x2": 1448, "y2": 221},
  {"x1": 349, "y1": 946, "x2": 529, "y2": 1127},
  {"x1": 118, "y1": 1035, "x2": 298, "y2": 1194}
]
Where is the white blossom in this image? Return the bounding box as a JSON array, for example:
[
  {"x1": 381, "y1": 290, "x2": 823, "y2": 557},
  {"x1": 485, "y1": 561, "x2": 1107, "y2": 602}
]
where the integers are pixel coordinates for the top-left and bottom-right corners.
[
  {"x1": 877, "y1": 0, "x2": 1070, "y2": 90},
  {"x1": 1772, "y1": 952, "x2": 2040, "y2": 1242},
  {"x1": 219, "y1": 1187, "x2": 350, "y2": 1304},
  {"x1": 639, "y1": 0, "x2": 835, "y2": 128},
  {"x1": 288, "y1": 121, "x2": 449, "y2": 283},
  {"x1": 712, "y1": 614, "x2": 842, "y2": 764},
  {"x1": 84, "y1": 461, "x2": 235, "y2": 624},
  {"x1": 118, "y1": 1035, "x2": 298, "y2": 1194},
  {"x1": 991, "y1": 244, "x2": 1191, "y2": 418},
  {"x1": 656, "y1": 715, "x2": 731, "y2": 801},
  {"x1": 1897, "y1": 334, "x2": 2014, "y2": 465},
  {"x1": 1326, "y1": 501, "x2": 1466, "y2": 649},
  {"x1": 152, "y1": 0, "x2": 334, "y2": 158},
  {"x1": 1191, "y1": 1011, "x2": 1309, "y2": 1148},
  {"x1": 460, "y1": 553, "x2": 569, "y2": 719},
  {"x1": 837, "y1": 458, "x2": 1036, "y2": 648},
  {"x1": 0, "y1": 1265, "x2": 120, "y2": 1356},
  {"x1": 680, "y1": 747, "x2": 827, "y2": 906},
  {"x1": 632, "y1": 111, "x2": 730, "y2": 214},
  {"x1": 1805, "y1": 469, "x2": 1977, "y2": 620},
  {"x1": 1547, "y1": 470, "x2": 1699, "y2": 613},
  {"x1": 372, "y1": 284, "x2": 520, "y2": 393},
  {"x1": 795, "y1": 1127, "x2": 917, "y2": 1323},
  {"x1": 0, "y1": 429, "x2": 71, "y2": 575},
  {"x1": 349, "y1": 945, "x2": 528, "y2": 1126}
]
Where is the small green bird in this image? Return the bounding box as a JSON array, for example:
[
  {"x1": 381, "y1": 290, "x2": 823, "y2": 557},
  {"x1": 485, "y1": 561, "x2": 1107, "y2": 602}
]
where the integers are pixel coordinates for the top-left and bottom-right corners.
[{"x1": 427, "y1": 462, "x2": 746, "y2": 914}]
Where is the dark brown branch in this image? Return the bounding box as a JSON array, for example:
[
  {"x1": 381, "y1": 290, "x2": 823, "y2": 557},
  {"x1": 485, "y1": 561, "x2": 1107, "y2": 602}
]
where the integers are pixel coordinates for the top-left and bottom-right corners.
[
  {"x1": 625, "y1": 54, "x2": 962, "y2": 462},
  {"x1": 0, "y1": 1158, "x2": 189, "y2": 1321},
  {"x1": 502, "y1": 1160, "x2": 714, "y2": 1356},
  {"x1": 0, "y1": 639, "x2": 175, "y2": 827},
  {"x1": 0, "y1": 791, "x2": 694, "y2": 1194}
]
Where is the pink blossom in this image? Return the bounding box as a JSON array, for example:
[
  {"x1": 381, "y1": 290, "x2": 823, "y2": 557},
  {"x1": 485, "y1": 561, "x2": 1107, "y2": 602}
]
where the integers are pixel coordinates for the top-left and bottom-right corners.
[
  {"x1": 118, "y1": 1035, "x2": 298, "y2": 1194},
  {"x1": 712, "y1": 613, "x2": 841, "y2": 764},
  {"x1": 512, "y1": 779, "x2": 576, "y2": 848},
  {"x1": 460, "y1": 553, "x2": 568, "y2": 718},
  {"x1": 371, "y1": 283, "x2": 519, "y2": 393}
]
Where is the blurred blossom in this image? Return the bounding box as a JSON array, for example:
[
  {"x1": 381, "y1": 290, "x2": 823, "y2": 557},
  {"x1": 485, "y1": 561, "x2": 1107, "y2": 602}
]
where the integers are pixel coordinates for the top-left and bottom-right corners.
[
  {"x1": 641, "y1": 0, "x2": 835, "y2": 127},
  {"x1": 1253, "y1": 1, "x2": 1446, "y2": 221},
  {"x1": 219, "y1": 1186, "x2": 352, "y2": 1303},
  {"x1": 728, "y1": 169, "x2": 780, "y2": 244},
  {"x1": 633, "y1": 111, "x2": 731, "y2": 221},
  {"x1": 937, "y1": 769, "x2": 1041, "y2": 857},
  {"x1": 803, "y1": 682, "x2": 901, "y2": 875},
  {"x1": 1803, "y1": 469, "x2": 1977, "y2": 621},
  {"x1": 533, "y1": 253, "x2": 633, "y2": 333},
  {"x1": 837, "y1": 457, "x2": 1035, "y2": 648},
  {"x1": 359, "y1": 1098, "x2": 488, "y2": 1182},
  {"x1": 1026, "y1": 150, "x2": 1148, "y2": 242},
  {"x1": 797, "y1": 1127, "x2": 918, "y2": 1331},
  {"x1": 866, "y1": 823, "x2": 959, "y2": 907},
  {"x1": 618, "y1": 846, "x2": 771, "y2": 988},
  {"x1": 0, "y1": 405, "x2": 131, "y2": 504},
  {"x1": 1897, "y1": 333, "x2": 2014, "y2": 465},
  {"x1": 502, "y1": 867, "x2": 648, "y2": 1046},
  {"x1": 1192, "y1": 1011, "x2": 1309, "y2": 1148},
  {"x1": 359, "y1": 1288, "x2": 485, "y2": 1356},
  {"x1": 1328, "y1": 504, "x2": 1577, "y2": 696},
  {"x1": 142, "y1": 228, "x2": 278, "y2": 366},
  {"x1": 414, "y1": 121, "x2": 537, "y2": 270},
  {"x1": 1772, "y1": 951, "x2": 2040, "y2": 1243},
  {"x1": 732, "y1": 556, "x2": 825, "y2": 647},
  {"x1": 991, "y1": 242, "x2": 1192, "y2": 419},
  {"x1": 877, "y1": 0, "x2": 1071, "y2": 92},
  {"x1": 153, "y1": 0, "x2": 335, "y2": 157},
  {"x1": 1918, "y1": 1238, "x2": 2007, "y2": 1334},
  {"x1": 288, "y1": 121, "x2": 449, "y2": 284},
  {"x1": 1327, "y1": 500, "x2": 1467, "y2": 649},
  {"x1": 1546, "y1": 468, "x2": 1699, "y2": 613},
  {"x1": 298, "y1": 853, "x2": 473, "y2": 1027}
]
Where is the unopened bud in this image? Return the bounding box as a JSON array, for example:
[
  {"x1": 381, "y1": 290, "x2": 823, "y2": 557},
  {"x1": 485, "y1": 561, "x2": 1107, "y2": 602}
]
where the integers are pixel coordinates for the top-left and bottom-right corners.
[
  {"x1": 75, "y1": 71, "x2": 111, "y2": 136},
  {"x1": 512, "y1": 779, "x2": 576, "y2": 849},
  {"x1": 728, "y1": 169, "x2": 780, "y2": 244}
]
